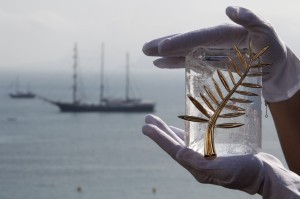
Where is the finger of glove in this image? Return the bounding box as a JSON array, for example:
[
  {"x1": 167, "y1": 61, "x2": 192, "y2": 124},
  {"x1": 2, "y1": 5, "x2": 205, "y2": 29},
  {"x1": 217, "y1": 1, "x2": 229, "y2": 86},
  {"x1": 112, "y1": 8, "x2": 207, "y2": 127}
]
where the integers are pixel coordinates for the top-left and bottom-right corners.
[
  {"x1": 143, "y1": 34, "x2": 178, "y2": 56},
  {"x1": 158, "y1": 24, "x2": 248, "y2": 56},
  {"x1": 142, "y1": 124, "x2": 183, "y2": 159},
  {"x1": 226, "y1": 6, "x2": 285, "y2": 65},
  {"x1": 153, "y1": 57, "x2": 185, "y2": 69},
  {"x1": 226, "y1": 5, "x2": 275, "y2": 50},
  {"x1": 153, "y1": 57, "x2": 228, "y2": 70},
  {"x1": 145, "y1": 114, "x2": 185, "y2": 146},
  {"x1": 256, "y1": 152, "x2": 284, "y2": 167},
  {"x1": 226, "y1": 6, "x2": 272, "y2": 34},
  {"x1": 169, "y1": 126, "x2": 184, "y2": 141}
]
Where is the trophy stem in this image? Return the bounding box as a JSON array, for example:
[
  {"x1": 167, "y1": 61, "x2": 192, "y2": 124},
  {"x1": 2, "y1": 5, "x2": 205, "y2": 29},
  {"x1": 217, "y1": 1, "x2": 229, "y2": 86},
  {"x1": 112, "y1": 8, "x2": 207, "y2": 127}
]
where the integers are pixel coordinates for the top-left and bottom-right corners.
[{"x1": 204, "y1": 126, "x2": 217, "y2": 159}]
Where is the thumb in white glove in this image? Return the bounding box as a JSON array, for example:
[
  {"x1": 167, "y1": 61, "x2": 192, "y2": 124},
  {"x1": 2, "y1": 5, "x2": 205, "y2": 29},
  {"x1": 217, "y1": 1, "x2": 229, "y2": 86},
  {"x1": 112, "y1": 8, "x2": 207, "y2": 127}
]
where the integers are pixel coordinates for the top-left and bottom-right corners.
[
  {"x1": 142, "y1": 6, "x2": 300, "y2": 103},
  {"x1": 142, "y1": 114, "x2": 300, "y2": 198}
]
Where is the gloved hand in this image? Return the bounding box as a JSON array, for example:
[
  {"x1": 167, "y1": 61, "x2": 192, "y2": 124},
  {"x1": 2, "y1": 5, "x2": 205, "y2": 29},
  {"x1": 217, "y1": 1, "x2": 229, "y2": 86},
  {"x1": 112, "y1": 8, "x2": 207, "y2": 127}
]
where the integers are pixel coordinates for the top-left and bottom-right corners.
[
  {"x1": 142, "y1": 6, "x2": 300, "y2": 103},
  {"x1": 142, "y1": 114, "x2": 300, "y2": 199}
]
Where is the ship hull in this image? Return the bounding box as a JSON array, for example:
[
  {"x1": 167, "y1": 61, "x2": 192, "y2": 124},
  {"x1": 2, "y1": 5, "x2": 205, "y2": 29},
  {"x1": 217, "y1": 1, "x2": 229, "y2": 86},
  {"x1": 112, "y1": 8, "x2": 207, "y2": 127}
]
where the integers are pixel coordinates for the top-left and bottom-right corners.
[
  {"x1": 53, "y1": 102, "x2": 155, "y2": 113},
  {"x1": 9, "y1": 93, "x2": 36, "y2": 99}
]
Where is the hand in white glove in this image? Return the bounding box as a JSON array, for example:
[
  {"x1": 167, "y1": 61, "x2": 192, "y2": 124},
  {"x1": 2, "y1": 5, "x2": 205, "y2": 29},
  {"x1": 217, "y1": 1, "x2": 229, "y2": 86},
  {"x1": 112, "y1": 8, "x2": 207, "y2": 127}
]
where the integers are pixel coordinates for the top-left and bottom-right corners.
[
  {"x1": 142, "y1": 114, "x2": 300, "y2": 199},
  {"x1": 142, "y1": 6, "x2": 300, "y2": 103}
]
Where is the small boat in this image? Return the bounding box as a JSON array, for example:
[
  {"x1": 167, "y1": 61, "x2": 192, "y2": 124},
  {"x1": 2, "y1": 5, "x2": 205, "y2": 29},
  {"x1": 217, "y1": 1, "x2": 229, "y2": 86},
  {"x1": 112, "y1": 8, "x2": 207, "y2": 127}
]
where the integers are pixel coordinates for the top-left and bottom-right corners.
[
  {"x1": 9, "y1": 91, "x2": 36, "y2": 99},
  {"x1": 44, "y1": 44, "x2": 155, "y2": 113},
  {"x1": 9, "y1": 80, "x2": 36, "y2": 99}
]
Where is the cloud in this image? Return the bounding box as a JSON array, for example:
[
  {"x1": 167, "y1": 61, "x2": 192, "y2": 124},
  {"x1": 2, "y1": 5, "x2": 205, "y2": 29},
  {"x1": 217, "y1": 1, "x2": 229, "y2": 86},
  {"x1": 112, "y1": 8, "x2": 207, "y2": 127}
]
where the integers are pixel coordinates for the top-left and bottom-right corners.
[{"x1": 0, "y1": 8, "x2": 74, "y2": 33}]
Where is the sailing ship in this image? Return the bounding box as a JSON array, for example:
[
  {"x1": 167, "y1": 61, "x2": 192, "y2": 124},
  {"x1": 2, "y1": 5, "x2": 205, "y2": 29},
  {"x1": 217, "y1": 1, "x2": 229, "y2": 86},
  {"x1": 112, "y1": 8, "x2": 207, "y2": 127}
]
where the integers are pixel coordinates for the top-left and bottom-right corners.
[
  {"x1": 9, "y1": 80, "x2": 36, "y2": 99},
  {"x1": 44, "y1": 44, "x2": 155, "y2": 113},
  {"x1": 9, "y1": 92, "x2": 36, "y2": 99}
]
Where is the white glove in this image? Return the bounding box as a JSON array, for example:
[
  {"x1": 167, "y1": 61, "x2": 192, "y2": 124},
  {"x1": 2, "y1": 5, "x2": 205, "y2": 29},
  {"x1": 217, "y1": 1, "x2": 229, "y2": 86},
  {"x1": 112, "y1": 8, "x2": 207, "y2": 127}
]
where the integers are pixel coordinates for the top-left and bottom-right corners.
[
  {"x1": 142, "y1": 114, "x2": 300, "y2": 198},
  {"x1": 142, "y1": 6, "x2": 300, "y2": 103}
]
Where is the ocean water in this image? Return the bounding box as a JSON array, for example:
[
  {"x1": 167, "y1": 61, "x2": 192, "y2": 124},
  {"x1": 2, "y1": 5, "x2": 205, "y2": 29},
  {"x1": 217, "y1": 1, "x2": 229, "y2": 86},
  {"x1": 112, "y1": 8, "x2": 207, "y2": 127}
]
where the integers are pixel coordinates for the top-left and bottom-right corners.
[{"x1": 0, "y1": 71, "x2": 286, "y2": 199}]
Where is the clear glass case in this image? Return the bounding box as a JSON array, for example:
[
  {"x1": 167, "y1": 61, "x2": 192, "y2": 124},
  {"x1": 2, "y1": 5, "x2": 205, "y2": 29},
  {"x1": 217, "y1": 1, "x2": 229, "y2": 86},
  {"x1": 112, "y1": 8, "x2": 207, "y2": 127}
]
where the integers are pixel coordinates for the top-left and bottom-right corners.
[{"x1": 185, "y1": 47, "x2": 262, "y2": 157}]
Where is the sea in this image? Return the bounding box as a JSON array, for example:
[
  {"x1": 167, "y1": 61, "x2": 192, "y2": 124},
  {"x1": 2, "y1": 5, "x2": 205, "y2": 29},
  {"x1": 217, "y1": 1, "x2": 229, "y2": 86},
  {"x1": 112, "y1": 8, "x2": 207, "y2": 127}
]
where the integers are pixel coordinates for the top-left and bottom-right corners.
[{"x1": 0, "y1": 70, "x2": 286, "y2": 199}]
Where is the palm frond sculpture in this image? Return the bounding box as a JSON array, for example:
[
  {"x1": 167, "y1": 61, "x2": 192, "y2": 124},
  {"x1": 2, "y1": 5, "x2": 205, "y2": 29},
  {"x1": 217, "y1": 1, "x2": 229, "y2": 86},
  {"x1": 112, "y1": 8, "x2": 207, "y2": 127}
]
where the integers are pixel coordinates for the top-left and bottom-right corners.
[{"x1": 179, "y1": 43, "x2": 270, "y2": 160}]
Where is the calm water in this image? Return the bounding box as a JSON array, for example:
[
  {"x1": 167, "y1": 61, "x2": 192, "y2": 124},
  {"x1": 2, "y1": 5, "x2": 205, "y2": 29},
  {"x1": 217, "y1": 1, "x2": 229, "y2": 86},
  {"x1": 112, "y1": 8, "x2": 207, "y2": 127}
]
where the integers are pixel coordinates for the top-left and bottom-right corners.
[{"x1": 0, "y1": 71, "x2": 285, "y2": 199}]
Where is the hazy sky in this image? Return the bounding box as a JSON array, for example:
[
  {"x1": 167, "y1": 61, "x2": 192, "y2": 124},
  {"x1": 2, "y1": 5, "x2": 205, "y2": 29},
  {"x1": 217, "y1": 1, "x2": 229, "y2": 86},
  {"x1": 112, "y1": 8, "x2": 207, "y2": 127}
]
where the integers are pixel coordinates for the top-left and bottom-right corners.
[{"x1": 1, "y1": 0, "x2": 300, "y2": 75}]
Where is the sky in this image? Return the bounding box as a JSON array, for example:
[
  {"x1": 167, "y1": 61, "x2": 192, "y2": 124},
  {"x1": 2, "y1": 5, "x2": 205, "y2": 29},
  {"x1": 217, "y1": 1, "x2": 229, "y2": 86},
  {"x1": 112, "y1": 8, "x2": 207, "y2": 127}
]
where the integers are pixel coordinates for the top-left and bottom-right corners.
[{"x1": 1, "y1": 0, "x2": 300, "y2": 76}]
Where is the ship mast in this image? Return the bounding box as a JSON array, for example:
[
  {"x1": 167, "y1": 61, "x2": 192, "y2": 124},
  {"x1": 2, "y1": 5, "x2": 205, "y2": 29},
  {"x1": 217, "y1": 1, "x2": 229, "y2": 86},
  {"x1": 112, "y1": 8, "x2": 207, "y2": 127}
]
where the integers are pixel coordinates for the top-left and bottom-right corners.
[
  {"x1": 125, "y1": 52, "x2": 130, "y2": 101},
  {"x1": 72, "y1": 43, "x2": 78, "y2": 104},
  {"x1": 99, "y1": 43, "x2": 105, "y2": 104},
  {"x1": 15, "y1": 76, "x2": 20, "y2": 93}
]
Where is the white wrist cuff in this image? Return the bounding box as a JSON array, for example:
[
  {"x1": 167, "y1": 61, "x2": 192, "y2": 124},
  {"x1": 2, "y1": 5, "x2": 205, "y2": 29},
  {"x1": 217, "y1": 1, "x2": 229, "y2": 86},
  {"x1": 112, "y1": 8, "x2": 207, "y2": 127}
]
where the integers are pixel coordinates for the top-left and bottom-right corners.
[
  {"x1": 262, "y1": 160, "x2": 300, "y2": 199},
  {"x1": 263, "y1": 47, "x2": 300, "y2": 103}
]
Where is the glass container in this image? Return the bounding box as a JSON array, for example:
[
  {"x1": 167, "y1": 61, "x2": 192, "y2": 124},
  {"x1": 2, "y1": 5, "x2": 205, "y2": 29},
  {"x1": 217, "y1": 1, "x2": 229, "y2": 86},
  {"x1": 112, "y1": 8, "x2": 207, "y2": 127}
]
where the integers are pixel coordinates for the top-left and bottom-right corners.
[{"x1": 184, "y1": 47, "x2": 262, "y2": 158}]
